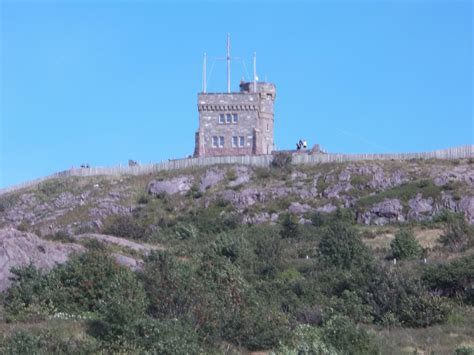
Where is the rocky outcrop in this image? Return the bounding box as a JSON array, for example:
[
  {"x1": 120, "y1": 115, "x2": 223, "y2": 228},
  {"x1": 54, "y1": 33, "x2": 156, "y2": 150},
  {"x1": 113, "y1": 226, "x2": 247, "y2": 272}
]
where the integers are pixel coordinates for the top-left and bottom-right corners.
[
  {"x1": 324, "y1": 182, "x2": 352, "y2": 199},
  {"x1": 148, "y1": 176, "x2": 193, "y2": 196},
  {"x1": 316, "y1": 203, "x2": 337, "y2": 214},
  {"x1": 73, "y1": 233, "x2": 163, "y2": 254},
  {"x1": 200, "y1": 169, "x2": 225, "y2": 192},
  {"x1": 228, "y1": 166, "x2": 253, "y2": 187},
  {"x1": 243, "y1": 212, "x2": 279, "y2": 225},
  {"x1": 360, "y1": 199, "x2": 405, "y2": 225},
  {"x1": 221, "y1": 188, "x2": 265, "y2": 209},
  {"x1": 431, "y1": 165, "x2": 474, "y2": 186},
  {"x1": 288, "y1": 202, "x2": 312, "y2": 215},
  {"x1": 408, "y1": 193, "x2": 434, "y2": 221},
  {"x1": 459, "y1": 196, "x2": 474, "y2": 224},
  {"x1": 0, "y1": 228, "x2": 84, "y2": 292}
]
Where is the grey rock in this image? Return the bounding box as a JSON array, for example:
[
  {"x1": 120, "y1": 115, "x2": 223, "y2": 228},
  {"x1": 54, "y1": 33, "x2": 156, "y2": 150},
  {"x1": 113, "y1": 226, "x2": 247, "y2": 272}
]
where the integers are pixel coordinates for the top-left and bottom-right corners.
[
  {"x1": 291, "y1": 171, "x2": 308, "y2": 181},
  {"x1": 111, "y1": 253, "x2": 144, "y2": 271},
  {"x1": 200, "y1": 169, "x2": 225, "y2": 192},
  {"x1": 432, "y1": 165, "x2": 474, "y2": 187},
  {"x1": 221, "y1": 188, "x2": 265, "y2": 209},
  {"x1": 338, "y1": 170, "x2": 351, "y2": 182},
  {"x1": 324, "y1": 182, "x2": 352, "y2": 199},
  {"x1": 0, "y1": 228, "x2": 84, "y2": 292},
  {"x1": 228, "y1": 166, "x2": 253, "y2": 187},
  {"x1": 459, "y1": 196, "x2": 474, "y2": 224},
  {"x1": 408, "y1": 193, "x2": 433, "y2": 221},
  {"x1": 148, "y1": 176, "x2": 193, "y2": 196},
  {"x1": 361, "y1": 198, "x2": 405, "y2": 225},
  {"x1": 288, "y1": 202, "x2": 312, "y2": 215},
  {"x1": 391, "y1": 170, "x2": 409, "y2": 186},
  {"x1": 74, "y1": 233, "x2": 163, "y2": 255},
  {"x1": 316, "y1": 204, "x2": 337, "y2": 214}
]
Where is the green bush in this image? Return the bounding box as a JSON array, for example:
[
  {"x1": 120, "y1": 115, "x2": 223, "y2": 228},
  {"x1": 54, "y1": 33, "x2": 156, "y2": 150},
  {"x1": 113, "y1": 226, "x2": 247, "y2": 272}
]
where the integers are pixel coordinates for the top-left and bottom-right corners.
[
  {"x1": 102, "y1": 214, "x2": 146, "y2": 240},
  {"x1": 364, "y1": 266, "x2": 451, "y2": 327},
  {"x1": 4, "y1": 265, "x2": 54, "y2": 321},
  {"x1": 455, "y1": 346, "x2": 474, "y2": 355},
  {"x1": 135, "y1": 318, "x2": 203, "y2": 353},
  {"x1": 280, "y1": 213, "x2": 300, "y2": 239},
  {"x1": 4, "y1": 251, "x2": 134, "y2": 320},
  {"x1": 439, "y1": 217, "x2": 474, "y2": 252},
  {"x1": 0, "y1": 331, "x2": 41, "y2": 354},
  {"x1": 317, "y1": 222, "x2": 373, "y2": 270},
  {"x1": 274, "y1": 324, "x2": 338, "y2": 355},
  {"x1": 139, "y1": 251, "x2": 196, "y2": 320},
  {"x1": 89, "y1": 268, "x2": 147, "y2": 342},
  {"x1": 422, "y1": 255, "x2": 474, "y2": 305},
  {"x1": 321, "y1": 315, "x2": 378, "y2": 354},
  {"x1": 390, "y1": 229, "x2": 422, "y2": 259}
]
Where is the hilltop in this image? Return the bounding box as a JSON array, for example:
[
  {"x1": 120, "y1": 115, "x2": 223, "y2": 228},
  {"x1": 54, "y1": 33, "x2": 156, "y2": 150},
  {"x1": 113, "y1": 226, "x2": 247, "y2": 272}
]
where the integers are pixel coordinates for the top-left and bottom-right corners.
[{"x1": 0, "y1": 157, "x2": 473, "y2": 353}]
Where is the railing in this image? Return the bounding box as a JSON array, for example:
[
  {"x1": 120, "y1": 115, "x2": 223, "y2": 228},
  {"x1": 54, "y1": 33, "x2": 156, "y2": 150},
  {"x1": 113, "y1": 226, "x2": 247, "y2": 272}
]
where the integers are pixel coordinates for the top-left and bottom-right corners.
[{"x1": 1, "y1": 145, "x2": 472, "y2": 196}]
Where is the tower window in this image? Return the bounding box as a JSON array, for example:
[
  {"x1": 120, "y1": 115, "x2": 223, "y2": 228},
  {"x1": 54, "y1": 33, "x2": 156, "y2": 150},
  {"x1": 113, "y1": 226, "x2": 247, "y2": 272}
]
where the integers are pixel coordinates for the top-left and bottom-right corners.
[
  {"x1": 232, "y1": 136, "x2": 238, "y2": 147},
  {"x1": 239, "y1": 136, "x2": 245, "y2": 147},
  {"x1": 226, "y1": 114, "x2": 232, "y2": 123},
  {"x1": 219, "y1": 136, "x2": 225, "y2": 147},
  {"x1": 219, "y1": 114, "x2": 225, "y2": 124},
  {"x1": 212, "y1": 136, "x2": 218, "y2": 147},
  {"x1": 232, "y1": 114, "x2": 238, "y2": 123}
]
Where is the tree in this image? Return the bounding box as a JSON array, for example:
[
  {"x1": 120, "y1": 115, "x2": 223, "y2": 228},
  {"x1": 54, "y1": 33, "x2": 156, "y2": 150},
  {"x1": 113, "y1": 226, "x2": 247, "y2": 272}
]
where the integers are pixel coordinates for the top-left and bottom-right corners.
[{"x1": 390, "y1": 229, "x2": 422, "y2": 260}]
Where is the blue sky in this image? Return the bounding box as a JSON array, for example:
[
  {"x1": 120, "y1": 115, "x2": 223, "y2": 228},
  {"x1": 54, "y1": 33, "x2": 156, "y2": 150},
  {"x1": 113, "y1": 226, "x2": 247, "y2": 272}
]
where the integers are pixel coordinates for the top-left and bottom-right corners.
[{"x1": 1, "y1": 0, "x2": 472, "y2": 188}]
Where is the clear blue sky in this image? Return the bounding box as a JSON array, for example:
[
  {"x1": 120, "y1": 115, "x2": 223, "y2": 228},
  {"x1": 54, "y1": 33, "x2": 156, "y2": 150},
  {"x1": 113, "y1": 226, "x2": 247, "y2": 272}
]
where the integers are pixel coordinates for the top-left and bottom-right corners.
[{"x1": 1, "y1": 0, "x2": 472, "y2": 188}]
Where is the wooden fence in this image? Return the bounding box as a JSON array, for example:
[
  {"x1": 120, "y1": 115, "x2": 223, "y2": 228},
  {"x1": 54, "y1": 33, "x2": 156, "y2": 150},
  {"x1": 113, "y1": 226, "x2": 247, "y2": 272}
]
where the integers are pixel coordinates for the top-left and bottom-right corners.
[{"x1": 1, "y1": 145, "x2": 472, "y2": 196}]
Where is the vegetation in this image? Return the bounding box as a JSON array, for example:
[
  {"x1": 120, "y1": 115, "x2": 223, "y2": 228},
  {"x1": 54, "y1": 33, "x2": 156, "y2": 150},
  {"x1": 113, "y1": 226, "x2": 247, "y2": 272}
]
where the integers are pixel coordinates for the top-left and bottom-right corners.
[
  {"x1": 390, "y1": 229, "x2": 422, "y2": 259},
  {"x1": 1, "y1": 160, "x2": 473, "y2": 353}
]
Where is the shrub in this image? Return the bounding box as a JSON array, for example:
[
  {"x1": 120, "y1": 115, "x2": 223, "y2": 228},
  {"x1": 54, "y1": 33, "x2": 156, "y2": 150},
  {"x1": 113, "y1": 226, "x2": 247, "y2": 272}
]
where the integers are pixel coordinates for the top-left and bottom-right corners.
[
  {"x1": 317, "y1": 222, "x2": 373, "y2": 270},
  {"x1": 364, "y1": 266, "x2": 452, "y2": 327},
  {"x1": 439, "y1": 217, "x2": 474, "y2": 252},
  {"x1": 274, "y1": 324, "x2": 338, "y2": 355},
  {"x1": 102, "y1": 214, "x2": 146, "y2": 240},
  {"x1": 44, "y1": 230, "x2": 73, "y2": 243},
  {"x1": 224, "y1": 300, "x2": 292, "y2": 351},
  {"x1": 139, "y1": 251, "x2": 196, "y2": 320},
  {"x1": 89, "y1": 269, "x2": 147, "y2": 342},
  {"x1": 397, "y1": 294, "x2": 452, "y2": 327},
  {"x1": 422, "y1": 255, "x2": 474, "y2": 305},
  {"x1": 322, "y1": 315, "x2": 378, "y2": 354},
  {"x1": 137, "y1": 193, "x2": 150, "y2": 204},
  {"x1": 4, "y1": 265, "x2": 54, "y2": 321},
  {"x1": 135, "y1": 319, "x2": 203, "y2": 353},
  {"x1": 225, "y1": 168, "x2": 237, "y2": 181},
  {"x1": 0, "y1": 331, "x2": 41, "y2": 354},
  {"x1": 456, "y1": 346, "x2": 474, "y2": 355},
  {"x1": 390, "y1": 229, "x2": 422, "y2": 260},
  {"x1": 271, "y1": 152, "x2": 292, "y2": 171},
  {"x1": 280, "y1": 213, "x2": 300, "y2": 239}
]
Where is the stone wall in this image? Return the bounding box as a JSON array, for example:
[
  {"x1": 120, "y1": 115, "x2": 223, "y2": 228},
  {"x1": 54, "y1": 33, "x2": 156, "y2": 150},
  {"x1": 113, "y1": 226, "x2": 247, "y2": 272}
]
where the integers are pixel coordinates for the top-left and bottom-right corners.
[{"x1": 194, "y1": 82, "x2": 276, "y2": 157}]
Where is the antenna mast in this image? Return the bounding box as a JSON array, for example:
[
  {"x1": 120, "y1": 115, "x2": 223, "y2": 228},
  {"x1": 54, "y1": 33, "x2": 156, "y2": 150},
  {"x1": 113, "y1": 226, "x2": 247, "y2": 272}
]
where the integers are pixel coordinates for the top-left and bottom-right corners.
[
  {"x1": 227, "y1": 33, "x2": 231, "y2": 93},
  {"x1": 253, "y1": 52, "x2": 257, "y2": 93},
  {"x1": 202, "y1": 53, "x2": 207, "y2": 93}
]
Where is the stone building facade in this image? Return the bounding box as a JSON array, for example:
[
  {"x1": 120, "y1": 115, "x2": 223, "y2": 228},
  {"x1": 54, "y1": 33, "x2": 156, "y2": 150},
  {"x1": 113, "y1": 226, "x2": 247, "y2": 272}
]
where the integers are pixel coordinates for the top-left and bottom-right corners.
[{"x1": 194, "y1": 82, "x2": 276, "y2": 157}]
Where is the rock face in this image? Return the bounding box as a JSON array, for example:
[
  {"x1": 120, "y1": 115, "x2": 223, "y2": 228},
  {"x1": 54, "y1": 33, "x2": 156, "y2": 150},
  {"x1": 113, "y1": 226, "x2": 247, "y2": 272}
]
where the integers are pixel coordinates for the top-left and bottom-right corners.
[
  {"x1": 408, "y1": 194, "x2": 434, "y2": 221},
  {"x1": 0, "y1": 228, "x2": 84, "y2": 292},
  {"x1": 360, "y1": 199, "x2": 405, "y2": 225},
  {"x1": 228, "y1": 166, "x2": 253, "y2": 187},
  {"x1": 148, "y1": 176, "x2": 193, "y2": 196},
  {"x1": 73, "y1": 233, "x2": 163, "y2": 254},
  {"x1": 288, "y1": 202, "x2": 312, "y2": 215},
  {"x1": 199, "y1": 169, "x2": 225, "y2": 192},
  {"x1": 460, "y1": 196, "x2": 474, "y2": 224}
]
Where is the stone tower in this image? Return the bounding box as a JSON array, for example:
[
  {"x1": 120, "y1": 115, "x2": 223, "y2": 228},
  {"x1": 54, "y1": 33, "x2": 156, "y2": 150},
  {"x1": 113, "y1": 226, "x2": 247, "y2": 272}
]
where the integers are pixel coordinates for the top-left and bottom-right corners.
[{"x1": 194, "y1": 81, "x2": 276, "y2": 157}]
